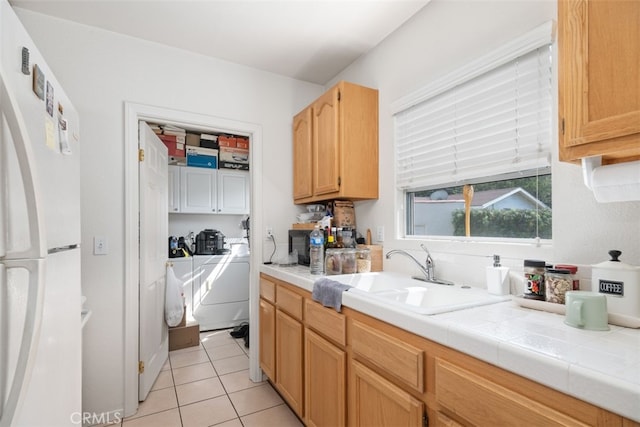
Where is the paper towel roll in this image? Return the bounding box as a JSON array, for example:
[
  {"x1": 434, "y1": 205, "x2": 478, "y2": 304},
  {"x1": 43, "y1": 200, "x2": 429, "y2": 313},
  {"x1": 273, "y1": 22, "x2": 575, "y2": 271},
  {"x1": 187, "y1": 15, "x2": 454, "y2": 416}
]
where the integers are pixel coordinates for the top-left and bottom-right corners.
[{"x1": 589, "y1": 160, "x2": 640, "y2": 203}]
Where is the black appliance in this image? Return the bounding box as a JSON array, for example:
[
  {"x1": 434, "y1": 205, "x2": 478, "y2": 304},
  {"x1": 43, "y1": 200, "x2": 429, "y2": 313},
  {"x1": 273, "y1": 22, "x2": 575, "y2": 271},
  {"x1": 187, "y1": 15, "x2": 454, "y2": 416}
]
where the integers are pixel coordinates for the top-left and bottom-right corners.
[
  {"x1": 196, "y1": 229, "x2": 228, "y2": 255},
  {"x1": 288, "y1": 229, "x2": 311, "y2": 266}
]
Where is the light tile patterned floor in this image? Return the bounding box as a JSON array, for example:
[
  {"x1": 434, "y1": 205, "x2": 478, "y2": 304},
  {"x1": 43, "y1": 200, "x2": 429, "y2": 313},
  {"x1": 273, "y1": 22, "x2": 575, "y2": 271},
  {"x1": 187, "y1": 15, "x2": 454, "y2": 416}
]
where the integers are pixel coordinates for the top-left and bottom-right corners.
[{"x1": 116, "y1": 330, "x2": 303, "y2": 427}]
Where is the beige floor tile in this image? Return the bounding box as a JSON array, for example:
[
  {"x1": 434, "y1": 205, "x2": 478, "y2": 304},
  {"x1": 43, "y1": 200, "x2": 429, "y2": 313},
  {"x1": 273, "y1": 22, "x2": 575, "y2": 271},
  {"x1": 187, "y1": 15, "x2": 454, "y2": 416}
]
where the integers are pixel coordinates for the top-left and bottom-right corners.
[
  {"x1": 228, "y1": 383, "x2": 283, "y2": 416},
  {"x1": 172, "y1": 362, "x2": 216, "y2": 386},
  {"x1": 176, "y1": 377, "x2": 226, "y2": 406},
  {"x1": 240, "y1": 403, "x2": 302, "y2": 426},
  {"x1": 169, "y1": 343, "x2": 204, "y2": 355},
  {"x1": 212, "y1": 354, "x2": 249, "y2": 376},
  {"x1": 122, "y1": 408, "x2": 181, "y2": 427},
  {"x1": 200, "y1": 330, "x2": 236, "y2": 349},
  {"x1": 179, "y1": 395, "x2": 238, "y2": 427},
  {"x1": 169, "y1": 348, "x2": 210, "y2": 369},
  {"x1": 125, "y1": 388, "x2": 177, "y2": 420},
  {"x1": 161, "y1": 358, "x2": 171, "y2": 372},
  {"x1": 219, "y1": 369, "x2": 264, "y2": 394},
  {"x1": 212, "y1": 419, "x2": 243, "y2": 427},
  {"x1": 151, "y1": 370, "x2": 174, "y2": 391},
  {"x1": 205, "y1": 342, "x2": 245, "y2": 361}
]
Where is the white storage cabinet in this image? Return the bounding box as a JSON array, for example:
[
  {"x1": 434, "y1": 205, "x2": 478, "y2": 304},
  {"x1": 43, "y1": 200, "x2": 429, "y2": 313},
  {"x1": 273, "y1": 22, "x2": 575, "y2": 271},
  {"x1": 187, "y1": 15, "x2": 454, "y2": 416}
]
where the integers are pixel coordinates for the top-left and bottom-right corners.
[{"x1": 169, "y1": 166, "x2": 249, "y2": 214}]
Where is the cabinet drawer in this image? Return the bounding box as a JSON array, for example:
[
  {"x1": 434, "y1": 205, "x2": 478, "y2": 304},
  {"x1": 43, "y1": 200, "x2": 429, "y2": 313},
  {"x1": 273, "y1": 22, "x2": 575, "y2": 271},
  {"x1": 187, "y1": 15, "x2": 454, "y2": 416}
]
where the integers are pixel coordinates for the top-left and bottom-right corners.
[
  {"x1": 305, "y1": 299, "x2": 346, "y2": 346},
  {"x1": 277, "y1": 285, "x2": 303, "y2": 320},
  {"x1": 435, "y1": 358, "x2": 586, "y2": 426},
  {"x1": 351, "y1": 320, "x2": 424, "y2": 393},
  {"x1": 260, "y1": 277, "x2": 276, "y2": 303}
]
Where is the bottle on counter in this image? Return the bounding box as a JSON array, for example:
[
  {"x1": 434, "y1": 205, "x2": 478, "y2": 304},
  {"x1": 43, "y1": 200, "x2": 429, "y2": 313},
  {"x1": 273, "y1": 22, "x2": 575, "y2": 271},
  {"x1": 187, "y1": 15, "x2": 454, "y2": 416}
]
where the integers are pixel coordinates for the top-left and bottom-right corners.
[
  {"x1": 309, "y1": 225, "x2": 324, "y2": 275},
  {"x1": 523, "y1": 259, "x2": 546, "y2": 300},
  {"x1": 335, "y1": 228, "x2": 345, "y2": 248}
]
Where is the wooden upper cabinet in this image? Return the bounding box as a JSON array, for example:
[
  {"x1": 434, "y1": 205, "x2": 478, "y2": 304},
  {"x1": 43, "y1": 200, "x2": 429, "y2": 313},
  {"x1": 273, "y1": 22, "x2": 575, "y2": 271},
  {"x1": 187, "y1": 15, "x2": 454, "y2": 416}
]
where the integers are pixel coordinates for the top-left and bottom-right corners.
[
  {"x1": 558, "y1": 0, "x2": 640, "y2": 164},
  {"x1": 313, "y1": 87, "x2": 341, "y2": 197},
  {"x1": 293, "y1": 107, "x2": 313, "y2": 200},
  {"x1": 293, "y1": 81, "x2": 379, "y2": 204}
]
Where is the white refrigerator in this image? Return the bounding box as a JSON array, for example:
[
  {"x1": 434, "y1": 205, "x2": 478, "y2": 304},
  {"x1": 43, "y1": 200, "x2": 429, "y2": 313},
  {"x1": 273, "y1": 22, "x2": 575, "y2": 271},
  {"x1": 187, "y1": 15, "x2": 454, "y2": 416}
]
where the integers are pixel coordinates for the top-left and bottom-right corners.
[{"x1": 0, "y1": 0, "x2": 83, "y2": 426}]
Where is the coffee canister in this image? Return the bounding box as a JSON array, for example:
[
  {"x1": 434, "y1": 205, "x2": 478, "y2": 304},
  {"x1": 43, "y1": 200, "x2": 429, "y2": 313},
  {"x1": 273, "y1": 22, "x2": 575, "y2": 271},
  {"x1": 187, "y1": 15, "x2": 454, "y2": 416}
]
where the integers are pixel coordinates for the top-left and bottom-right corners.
[{"x1": 591, "y1": 250, "x2": 640, "y2": 320}]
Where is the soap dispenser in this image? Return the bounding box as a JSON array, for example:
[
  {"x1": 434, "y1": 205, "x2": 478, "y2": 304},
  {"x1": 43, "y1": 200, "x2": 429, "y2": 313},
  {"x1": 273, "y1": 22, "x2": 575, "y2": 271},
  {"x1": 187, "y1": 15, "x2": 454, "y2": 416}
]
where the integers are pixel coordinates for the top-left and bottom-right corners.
[{"x1": 486, "y1": 255, "x2": 510, "y2": 295}]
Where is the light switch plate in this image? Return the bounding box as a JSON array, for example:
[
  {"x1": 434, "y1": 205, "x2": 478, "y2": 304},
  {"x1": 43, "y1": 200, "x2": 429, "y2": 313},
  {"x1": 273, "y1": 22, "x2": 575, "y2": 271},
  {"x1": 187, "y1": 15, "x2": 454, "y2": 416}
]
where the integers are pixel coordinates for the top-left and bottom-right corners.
[
  {"x1": 94, "y1": 236, "x2": 108, "y2": 255},
  {"x1": 376, "y1": 226, "x2": 384, "y2": 242}
]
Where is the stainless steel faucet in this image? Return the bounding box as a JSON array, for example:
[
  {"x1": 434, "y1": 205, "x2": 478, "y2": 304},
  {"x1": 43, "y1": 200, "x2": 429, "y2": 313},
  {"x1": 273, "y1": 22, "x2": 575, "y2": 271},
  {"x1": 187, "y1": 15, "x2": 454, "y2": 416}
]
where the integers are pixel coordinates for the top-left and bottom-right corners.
[
  {"x1": 385, "y1": 249, "x2": 431, "y2": 281},
  {"x1": 385, "y1": 244, "x2": 453, "y2": 285}
]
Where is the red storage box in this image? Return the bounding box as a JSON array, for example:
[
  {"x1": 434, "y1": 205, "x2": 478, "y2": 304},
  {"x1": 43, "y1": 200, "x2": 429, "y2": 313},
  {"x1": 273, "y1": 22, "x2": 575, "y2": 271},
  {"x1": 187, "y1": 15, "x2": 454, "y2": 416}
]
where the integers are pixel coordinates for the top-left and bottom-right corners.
[
  {"x1": 218, "y1": 135, "x2": 237, "y2": 148},
  {"x1": 236, "y1": 136, "x2": 249, "y2": 149},
  {"x1": 159, "y1": 134, "x2": 185, "y2": 157}
]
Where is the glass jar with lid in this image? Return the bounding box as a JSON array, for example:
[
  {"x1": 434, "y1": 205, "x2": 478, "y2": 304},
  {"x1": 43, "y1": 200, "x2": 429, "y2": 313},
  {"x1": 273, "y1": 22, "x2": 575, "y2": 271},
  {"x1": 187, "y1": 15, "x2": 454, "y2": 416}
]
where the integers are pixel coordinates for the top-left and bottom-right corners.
[
  {"x1": 325, "y1": 248, "x2": 342, "y2": 275},
  {"x1": 341, "y1": 248, "x2": 357, "y2": 274},
  {"x1": 524, "y1": 259, "x2": 546, "y2": 300},
  {"x1": 545, "y1": 268, "x2": 572, "y2": 304},
  {"x1": 356, "y1": 248, "x2": 371, "y2": 273}
]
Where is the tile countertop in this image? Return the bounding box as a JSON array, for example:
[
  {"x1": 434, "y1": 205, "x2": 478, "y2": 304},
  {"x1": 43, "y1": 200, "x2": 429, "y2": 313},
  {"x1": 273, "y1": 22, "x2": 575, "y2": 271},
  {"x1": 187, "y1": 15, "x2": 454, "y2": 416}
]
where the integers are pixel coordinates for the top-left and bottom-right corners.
[{"x1": 260, "y1": 264, "x2": 640, "y2": 423}]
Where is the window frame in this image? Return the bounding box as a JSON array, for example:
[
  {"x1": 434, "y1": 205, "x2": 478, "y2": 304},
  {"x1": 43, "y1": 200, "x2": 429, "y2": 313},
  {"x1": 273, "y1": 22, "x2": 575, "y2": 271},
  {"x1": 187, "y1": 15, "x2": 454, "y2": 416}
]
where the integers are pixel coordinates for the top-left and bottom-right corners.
[{"x1": 391, "y1": 21, "x2": 556, "y2": 248}]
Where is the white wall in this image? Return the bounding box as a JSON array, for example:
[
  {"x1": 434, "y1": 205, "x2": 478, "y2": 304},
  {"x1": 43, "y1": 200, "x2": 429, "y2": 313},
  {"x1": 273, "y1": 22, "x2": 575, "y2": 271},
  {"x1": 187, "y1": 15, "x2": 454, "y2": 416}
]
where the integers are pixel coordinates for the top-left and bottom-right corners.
[
  {"x1": 330, "y1": 0, "x2": 640, "y2": 289},
  {"x1": 14, "y1": 7, "x2": 321, "y2": 417}
]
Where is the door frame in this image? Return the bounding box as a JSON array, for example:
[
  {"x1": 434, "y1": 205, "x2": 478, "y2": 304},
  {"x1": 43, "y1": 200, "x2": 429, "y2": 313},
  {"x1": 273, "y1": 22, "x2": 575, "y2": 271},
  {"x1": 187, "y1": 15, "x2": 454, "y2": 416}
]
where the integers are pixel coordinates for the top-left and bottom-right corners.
[{"x1": 123, "y1": 103, "x2": 264, "y2": 416}]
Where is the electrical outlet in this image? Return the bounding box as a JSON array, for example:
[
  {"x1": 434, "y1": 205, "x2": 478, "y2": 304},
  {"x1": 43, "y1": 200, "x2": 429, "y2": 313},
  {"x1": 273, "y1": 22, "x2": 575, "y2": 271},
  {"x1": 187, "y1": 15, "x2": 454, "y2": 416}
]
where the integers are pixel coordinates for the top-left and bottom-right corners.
[
  {"x1": 266, "y1": 227, "x2": 273, "y2": 239},
  {"x1": 376, "y1": 226, "x2": 384, "y2": 242}
]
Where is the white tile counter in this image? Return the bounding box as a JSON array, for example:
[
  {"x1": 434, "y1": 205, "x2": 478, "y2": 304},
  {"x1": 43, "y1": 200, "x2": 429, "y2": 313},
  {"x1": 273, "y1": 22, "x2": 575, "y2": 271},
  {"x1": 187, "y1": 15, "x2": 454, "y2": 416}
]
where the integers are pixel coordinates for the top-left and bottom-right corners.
[{"x1": 260, "y1": 264, "x2": 640, "y2": 423}]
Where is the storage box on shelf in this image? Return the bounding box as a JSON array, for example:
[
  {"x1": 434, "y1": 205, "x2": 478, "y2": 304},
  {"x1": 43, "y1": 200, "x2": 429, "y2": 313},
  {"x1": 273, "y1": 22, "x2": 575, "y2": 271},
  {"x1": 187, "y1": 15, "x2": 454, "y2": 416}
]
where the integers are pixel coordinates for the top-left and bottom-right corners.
[{"x1": 186, "y1": 146, "x2": 218, "y2": 169}]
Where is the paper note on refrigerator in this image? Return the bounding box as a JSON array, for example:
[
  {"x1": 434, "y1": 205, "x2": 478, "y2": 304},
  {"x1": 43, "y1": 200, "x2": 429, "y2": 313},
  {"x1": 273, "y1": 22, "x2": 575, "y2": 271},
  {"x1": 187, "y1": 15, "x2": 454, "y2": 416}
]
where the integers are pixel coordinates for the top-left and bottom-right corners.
[{"x1": 45, "y1": 115, "x2": 56, "y2": 151}]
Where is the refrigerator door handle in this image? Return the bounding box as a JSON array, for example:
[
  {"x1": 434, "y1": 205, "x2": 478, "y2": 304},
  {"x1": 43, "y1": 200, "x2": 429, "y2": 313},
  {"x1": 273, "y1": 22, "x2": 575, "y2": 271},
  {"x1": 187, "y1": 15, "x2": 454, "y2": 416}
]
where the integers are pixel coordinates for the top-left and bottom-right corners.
[
  {"x1": 0, "y1": 259, "x2": 45, "y2": 427},
  {"x1": 0, "y1": 71, "x2": 46, "y2": 260}
]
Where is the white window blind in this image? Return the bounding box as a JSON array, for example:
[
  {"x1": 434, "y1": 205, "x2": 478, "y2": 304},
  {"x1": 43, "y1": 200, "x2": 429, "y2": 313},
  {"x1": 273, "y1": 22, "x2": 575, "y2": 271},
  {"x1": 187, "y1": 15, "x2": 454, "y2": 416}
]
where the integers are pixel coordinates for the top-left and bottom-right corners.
[{"x1": 394, "y1": 39, "x2": 553, "y2": 191}]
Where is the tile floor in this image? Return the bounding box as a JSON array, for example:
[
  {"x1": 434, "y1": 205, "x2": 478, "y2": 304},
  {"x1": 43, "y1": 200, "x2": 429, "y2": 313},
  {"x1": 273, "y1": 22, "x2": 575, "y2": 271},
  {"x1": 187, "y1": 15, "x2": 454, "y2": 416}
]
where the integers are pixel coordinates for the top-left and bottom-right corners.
[{"x1": 116, "y1": 329, "x2": 303, "y2": 427}]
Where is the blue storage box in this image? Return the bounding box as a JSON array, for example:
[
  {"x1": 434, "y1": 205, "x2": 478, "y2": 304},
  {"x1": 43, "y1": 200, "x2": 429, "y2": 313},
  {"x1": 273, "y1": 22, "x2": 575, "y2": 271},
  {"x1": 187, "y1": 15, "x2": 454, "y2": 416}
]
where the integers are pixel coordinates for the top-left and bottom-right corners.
[{"x1": 186, "y1": 146, "x2": 218, "y2": 169}]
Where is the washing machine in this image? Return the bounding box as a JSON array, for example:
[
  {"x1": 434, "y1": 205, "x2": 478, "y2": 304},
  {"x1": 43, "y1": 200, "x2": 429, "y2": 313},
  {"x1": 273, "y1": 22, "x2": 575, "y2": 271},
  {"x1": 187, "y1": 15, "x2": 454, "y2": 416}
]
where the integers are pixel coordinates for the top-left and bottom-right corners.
[{"x1": 192, "y1": 245, "x2": 250, "y2": 331}]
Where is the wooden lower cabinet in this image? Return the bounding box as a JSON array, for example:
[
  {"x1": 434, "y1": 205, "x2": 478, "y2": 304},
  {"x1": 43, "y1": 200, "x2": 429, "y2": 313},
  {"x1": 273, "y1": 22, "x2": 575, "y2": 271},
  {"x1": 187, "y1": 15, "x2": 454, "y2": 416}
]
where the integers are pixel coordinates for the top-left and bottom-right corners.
[
  {"x1": 349, "y1": 359, "x2": 424, "y2": 427},
  {"x1": 304, "y1": 329, "x2": 346, "y2": 427},
  {"x1": 435, "y1": 358, "x2": 587, "y2": 426},
  {"x1": 258, "y1": 273, "x2": 639, "y2": 427},
  {"x1": 258, "y1": 298, "x2": 275, "y2": 380},
  {"x1": 275, "y1": 309, "x2": 304, "y2": 417}
]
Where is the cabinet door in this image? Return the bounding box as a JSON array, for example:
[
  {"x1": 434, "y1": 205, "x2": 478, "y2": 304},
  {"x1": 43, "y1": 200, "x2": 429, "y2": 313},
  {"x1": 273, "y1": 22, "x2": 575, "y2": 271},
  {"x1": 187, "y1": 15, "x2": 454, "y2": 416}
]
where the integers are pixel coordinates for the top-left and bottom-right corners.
[
  {"x1": 559, "y1": 0, "x2": 640, "y2": 163},
  {"x1": 305, "y1": 329, "x2": 346, "y2": 427},
  {"x1": 293, "y1": 107, "x2": 313, "y2": 201},
  {"x1": 275, "y1": 310, "x2": 304, "y2": 417},
  {"x1": 217, "y1": 170, "x2": 249, "y2": 214},
  {"x1": 349, "y1": 360, "x2": 424, "y2": 427},
  {"x1": 259, "y1": 298, "x2": 276, "y2": 381},
  {"x1": 180, "y1": 167, "x2": 217, "y2": 213},
  {"x1": 168, "y1": 165, "x2": 181, "y2": 213},
  {"x1": 312, "y1": 87, "x2": 341, "y2": 197}
]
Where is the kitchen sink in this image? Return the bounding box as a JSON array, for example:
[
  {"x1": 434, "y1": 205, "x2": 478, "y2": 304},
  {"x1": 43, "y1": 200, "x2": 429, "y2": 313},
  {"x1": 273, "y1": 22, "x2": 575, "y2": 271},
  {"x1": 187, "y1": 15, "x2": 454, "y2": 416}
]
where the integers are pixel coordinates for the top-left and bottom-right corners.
[{"x1": 331, "y1": 271, "x2": 510, "y2": 315}]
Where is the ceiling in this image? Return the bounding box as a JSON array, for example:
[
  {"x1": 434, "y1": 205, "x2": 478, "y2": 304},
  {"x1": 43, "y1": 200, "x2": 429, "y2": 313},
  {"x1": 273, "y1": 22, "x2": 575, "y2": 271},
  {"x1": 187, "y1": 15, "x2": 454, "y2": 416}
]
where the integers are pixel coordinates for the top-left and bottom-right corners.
[{"x1": 10, "y1": 0, "x2": 430, "y2": 85}]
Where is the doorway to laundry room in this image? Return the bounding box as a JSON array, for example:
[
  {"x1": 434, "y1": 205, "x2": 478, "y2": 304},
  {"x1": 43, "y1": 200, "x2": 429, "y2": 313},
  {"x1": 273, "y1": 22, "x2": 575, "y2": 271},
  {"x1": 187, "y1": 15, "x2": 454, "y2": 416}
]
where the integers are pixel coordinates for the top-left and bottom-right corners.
[{"x1": 123, "y1": 102, "x2": 264, "y2": 417}]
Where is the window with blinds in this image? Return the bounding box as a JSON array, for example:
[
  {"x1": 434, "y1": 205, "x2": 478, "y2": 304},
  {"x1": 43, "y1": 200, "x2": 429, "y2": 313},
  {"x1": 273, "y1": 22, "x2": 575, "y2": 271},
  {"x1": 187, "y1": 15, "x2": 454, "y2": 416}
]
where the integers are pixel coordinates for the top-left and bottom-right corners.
[{"x1": 393, "y1": 23, "x2": 554, "y2": 240}]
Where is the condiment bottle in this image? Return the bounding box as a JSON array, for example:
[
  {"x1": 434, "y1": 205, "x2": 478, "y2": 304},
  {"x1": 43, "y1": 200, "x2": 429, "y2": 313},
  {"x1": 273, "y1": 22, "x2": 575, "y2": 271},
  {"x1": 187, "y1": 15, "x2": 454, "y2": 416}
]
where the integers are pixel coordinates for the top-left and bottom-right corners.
[{"x1": 523, "y1": 259, "x2": 546, "y2": 300}]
